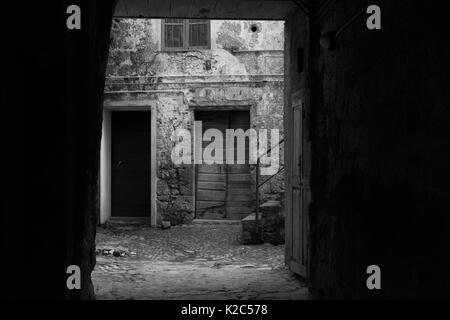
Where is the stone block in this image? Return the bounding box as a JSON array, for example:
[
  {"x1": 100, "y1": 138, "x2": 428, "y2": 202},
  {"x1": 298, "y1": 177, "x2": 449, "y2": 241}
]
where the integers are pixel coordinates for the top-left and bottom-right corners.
[
  {"x1": 260, "y1": 202, "x2": 284, "y2": 245},
  {"x1": 240, "y1": 213, "x2": 263, "y2": 244},
  {"x1": 161, "y1": 220, "x2": 171, "y2": 229},
  {"x1": 157, "y1": 180, "x2": 170, "y2": 195},
  {"x1": 173, "y1": 196, "x2": 193, "y2": 212},
  {"x1": 180, "y1": 183, "x2": 193, "y2": 195}
]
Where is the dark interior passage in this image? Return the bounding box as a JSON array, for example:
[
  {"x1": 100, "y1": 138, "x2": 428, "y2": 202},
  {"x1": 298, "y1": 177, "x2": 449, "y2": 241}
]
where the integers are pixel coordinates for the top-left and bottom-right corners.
[{"x1": 111, "y1": 111, "x2": 151, "y2": 218}]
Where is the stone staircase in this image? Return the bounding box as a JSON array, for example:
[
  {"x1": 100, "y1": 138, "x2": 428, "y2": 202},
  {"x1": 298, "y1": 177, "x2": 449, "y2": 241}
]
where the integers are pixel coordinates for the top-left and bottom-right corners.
[{"x1": 241, "y1": 200, "x2": 285, "y2": 245}]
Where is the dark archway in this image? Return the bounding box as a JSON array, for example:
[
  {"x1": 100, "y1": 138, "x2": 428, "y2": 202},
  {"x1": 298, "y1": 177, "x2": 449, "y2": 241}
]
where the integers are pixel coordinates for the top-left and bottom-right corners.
[
  {"x1": 3, "y1": 0, "x2": 450, "y2": 299},
  {"x1": 3, "y1": 1, "x2": 117, "y2": 299}
]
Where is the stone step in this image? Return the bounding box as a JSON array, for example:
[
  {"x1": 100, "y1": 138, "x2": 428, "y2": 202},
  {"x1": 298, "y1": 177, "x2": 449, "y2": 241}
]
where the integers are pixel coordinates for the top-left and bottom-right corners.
[{"x1": 192, "y1": 219, "x2": 241, "y2": 225}]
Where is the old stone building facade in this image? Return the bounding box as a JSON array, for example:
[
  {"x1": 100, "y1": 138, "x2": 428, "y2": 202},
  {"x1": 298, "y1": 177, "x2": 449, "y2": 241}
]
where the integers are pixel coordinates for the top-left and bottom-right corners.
[{"x1": 100, "y1": 19, "x2": 285, "y2": 225}]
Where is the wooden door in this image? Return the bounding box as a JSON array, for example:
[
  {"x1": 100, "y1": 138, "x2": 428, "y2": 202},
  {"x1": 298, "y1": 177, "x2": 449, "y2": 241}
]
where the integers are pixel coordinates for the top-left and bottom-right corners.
[
  {"x1": 111, "y1": 111, "x2": 151, "y2": 218},
  {"x1": 225, "y1": 112, "x2": 253, "y2": 219},
  {"x1": 195, "y1": 112, "x2": 228, "y2": 219},
  {"x1": 195, "y1": 111, "x2": 253, "y2": 220},
  {"x1": 286, "y1": 90, "x2": 311, "y2": 278}
]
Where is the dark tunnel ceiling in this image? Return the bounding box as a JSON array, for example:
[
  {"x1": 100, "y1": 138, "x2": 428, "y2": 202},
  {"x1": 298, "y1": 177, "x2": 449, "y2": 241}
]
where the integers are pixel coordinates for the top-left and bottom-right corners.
[{"x1": 114, "y1": 0, "x2": 301, "y2": 20}]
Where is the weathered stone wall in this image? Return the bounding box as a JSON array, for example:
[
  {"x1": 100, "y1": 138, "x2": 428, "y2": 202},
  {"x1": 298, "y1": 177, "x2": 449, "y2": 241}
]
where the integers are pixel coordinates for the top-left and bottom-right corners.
[
  {"x1": 287, "y1": 0, "x2": 450, "y2": 299},
  {"x1": 105, "y1": 19, "x2": 285, "y2": 224}
]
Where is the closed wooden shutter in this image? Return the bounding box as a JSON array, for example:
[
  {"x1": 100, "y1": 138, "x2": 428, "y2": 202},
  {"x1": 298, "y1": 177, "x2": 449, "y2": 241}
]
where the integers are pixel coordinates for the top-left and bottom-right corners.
[
  {"x1": 162, "y1": 19, "x2": 210, "y2": 50},
  {"x1": 163, "y1": 19, "x2": 184, "y2": 49},
  {"x1": 188, "y1": 19, "x2": 209, "y2": 48}
]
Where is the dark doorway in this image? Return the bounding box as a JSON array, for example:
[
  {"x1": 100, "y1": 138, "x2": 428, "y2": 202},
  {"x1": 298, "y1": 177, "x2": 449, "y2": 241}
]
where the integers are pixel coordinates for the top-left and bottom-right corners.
[
  {"x1": 195, "y1": 110, "x2": 253, "y2": 220},
  {"x1": 111, "y1": 111, "x2": 151, "y2": 218}
]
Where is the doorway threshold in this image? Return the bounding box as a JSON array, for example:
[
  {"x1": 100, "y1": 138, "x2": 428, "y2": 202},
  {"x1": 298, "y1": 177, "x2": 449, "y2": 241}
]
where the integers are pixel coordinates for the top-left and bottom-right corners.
[
  {"x1": 107, "y1": 217, "x2": 151, "y2": 225},
  {"x1": 192, "y1": 219, "x2": 241, "y2": 225}
]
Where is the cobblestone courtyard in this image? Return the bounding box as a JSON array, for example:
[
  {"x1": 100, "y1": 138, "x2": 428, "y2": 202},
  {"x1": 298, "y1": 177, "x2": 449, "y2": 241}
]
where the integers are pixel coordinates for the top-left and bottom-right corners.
[{"x1": 92, "y1": 222, "x2": 309, "y2": 300}]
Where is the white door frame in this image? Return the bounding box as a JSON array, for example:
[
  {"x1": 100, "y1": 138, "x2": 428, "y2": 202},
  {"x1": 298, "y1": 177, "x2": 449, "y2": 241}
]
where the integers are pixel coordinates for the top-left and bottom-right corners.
[{"x1": 100, "y1": 101, "x2": 157, "y2": 226}]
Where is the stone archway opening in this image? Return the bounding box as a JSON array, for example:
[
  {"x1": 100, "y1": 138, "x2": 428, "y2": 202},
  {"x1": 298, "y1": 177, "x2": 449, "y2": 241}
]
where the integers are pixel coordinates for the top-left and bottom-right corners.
[
  {"x1": 3, "y1": 0, "x2": 449, "y2": 300},
  {"x1": 92, "y1": 12, "x2": 309, "y2": 299}
]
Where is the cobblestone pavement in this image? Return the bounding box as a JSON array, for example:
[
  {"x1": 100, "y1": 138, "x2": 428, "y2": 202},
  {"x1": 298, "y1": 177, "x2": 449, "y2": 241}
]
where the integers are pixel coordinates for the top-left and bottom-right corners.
[{"x1": 92, "y1": 222, "x2": 309, "y2": 300}]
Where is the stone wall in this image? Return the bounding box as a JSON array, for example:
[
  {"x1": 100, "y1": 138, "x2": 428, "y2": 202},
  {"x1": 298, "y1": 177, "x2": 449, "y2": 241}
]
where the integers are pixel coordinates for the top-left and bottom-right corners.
[
  {"x1": 286, "y1": 0, "x2": 450, "y2": 299},
  {"x1": 241, "y1": 201, "x2": 285, "y2": 245},
  {"x1": 105, "y1": 19, "x2": 285, "y2": 224}
]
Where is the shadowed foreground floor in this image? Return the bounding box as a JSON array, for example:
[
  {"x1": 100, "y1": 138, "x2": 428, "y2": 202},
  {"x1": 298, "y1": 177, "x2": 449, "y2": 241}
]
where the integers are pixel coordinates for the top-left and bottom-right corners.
[{"x1": 92, "y1": 222, "x2": 308, "y2": 300}]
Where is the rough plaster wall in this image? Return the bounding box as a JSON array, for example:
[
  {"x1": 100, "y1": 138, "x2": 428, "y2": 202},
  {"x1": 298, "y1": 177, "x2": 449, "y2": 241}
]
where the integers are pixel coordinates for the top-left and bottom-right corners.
[
  {"x1": 213, "y1": 20, "x2": 284, "y2": 51},
  {"x1": 155, "y1": 95, "x2": 194, "y2": 224},
  {"x1": 105, "y1": 19, "x2": 284, "y2": 224},
  {"x1": 107, "y1": 19, "x2": 159, "y2": 76},
  {"x1": 107, "y1": 19, "x2": 284, "y2": 76},
  {"x1": 152, "y1": 50, "x2": 248, "y2": 76},
  {"x1": 287, "y1": 1, "x2": 450, "y2": 298}
]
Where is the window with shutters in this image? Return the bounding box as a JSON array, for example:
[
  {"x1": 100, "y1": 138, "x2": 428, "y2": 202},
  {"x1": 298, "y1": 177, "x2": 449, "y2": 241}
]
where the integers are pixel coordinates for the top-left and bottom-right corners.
[{"x1": 161, "y1": 19, "x2": 210, "y2": 51}]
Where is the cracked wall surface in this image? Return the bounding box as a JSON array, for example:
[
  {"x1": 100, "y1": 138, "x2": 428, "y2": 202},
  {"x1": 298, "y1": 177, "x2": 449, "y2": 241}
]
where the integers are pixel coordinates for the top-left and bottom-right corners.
[{"x1": 104, "y1": 19, "x2": 285, "y2": 224}]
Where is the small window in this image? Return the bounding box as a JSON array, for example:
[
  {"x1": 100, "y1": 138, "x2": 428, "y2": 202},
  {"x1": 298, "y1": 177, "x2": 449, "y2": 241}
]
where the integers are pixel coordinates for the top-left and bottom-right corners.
[{"x1": 162, "y1": 19, "x2": 210, "y2": 51}]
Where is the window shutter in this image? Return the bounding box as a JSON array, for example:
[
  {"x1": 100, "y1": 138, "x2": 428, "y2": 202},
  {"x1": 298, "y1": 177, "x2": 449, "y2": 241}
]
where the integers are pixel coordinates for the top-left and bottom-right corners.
[
  {"x1": 162, "y1": 19, "x2": 210, "y2": 51},
  {"x1": 188, "y1": 19, "x2": 209, "y2": 48},
  {"x1": 163, "y1": 19, "x2": 184, "y2": 49}
]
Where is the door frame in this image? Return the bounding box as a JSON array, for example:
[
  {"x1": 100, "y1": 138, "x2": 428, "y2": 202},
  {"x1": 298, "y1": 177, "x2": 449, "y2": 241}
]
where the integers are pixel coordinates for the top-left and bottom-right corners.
[
  {"x1": 100, "y1": 101, "x2": 157, "y2": 226},
  {"x1": 189, "y1": 104, "x2": 253, "y2": 219}
]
